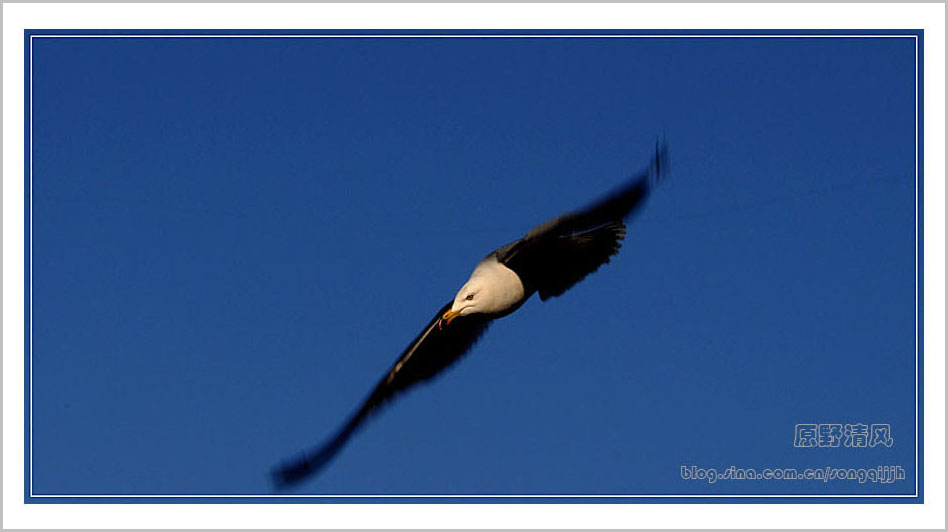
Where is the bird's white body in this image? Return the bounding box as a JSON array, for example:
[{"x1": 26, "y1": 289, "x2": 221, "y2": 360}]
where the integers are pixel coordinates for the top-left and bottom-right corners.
[{"x1": 450, "y1": 257, "x2": 525, "y2": 317}]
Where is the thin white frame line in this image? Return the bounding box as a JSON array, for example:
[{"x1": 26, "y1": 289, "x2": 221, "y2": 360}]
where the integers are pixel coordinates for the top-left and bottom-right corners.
[
  {"x1": 26, "y1": 32, "x2": 922, "y2": 500},
  {"x1": 913, "y1": 34, "x2": 920, "y2": 497},
  {"x1": 28, "y1": 34, "x2": 919, "y2": 39},
  {"x1": 28, "y1": 494, "x2": 920, "y2": 498},
  {"x1": 29, "y1": 33, "x2": 34, "y2": 497}
]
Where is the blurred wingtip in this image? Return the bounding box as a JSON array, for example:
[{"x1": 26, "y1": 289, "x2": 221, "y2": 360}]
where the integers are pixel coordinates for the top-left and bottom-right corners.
[
  {"x1": 271, "y1": 455, "x2": 315, "y2": 491},
  {"x1": 651, "y1": 136, "x2": 670, "y2": 185},
  {"x1": 270, "y1": 421, "x2": 358, "y2": 491}
]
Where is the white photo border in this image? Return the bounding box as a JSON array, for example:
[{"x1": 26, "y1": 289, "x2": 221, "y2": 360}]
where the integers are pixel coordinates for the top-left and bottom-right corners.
[{"x1": 3, "y1": 3, "x2": 945, "y2": 529}]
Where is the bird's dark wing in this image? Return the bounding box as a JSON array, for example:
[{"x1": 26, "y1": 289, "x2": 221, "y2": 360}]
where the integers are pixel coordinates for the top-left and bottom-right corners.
[
  {"x1": 496, "y1": 141, "x2": 668, "y2": 299},
  {"x1": 526, "y1": 221, "x2": 627, "y2": 300},
  {"x1": 272, "y1": 301, "x2": 492, "y2": 488}
]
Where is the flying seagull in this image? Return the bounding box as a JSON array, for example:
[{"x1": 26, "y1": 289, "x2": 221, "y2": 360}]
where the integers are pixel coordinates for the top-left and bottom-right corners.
[{"x1": 273, "y1": 142, "x2": 669, "y2": 487}]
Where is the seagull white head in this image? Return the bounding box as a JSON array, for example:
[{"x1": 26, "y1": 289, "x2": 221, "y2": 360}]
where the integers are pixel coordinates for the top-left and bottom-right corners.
[{"x1": 440, "y1": 258, "x2": 526, "y2": 329}]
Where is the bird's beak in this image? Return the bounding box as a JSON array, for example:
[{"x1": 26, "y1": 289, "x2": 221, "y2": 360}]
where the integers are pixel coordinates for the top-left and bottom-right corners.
[{"x1": 439, "y1": 309, "x2": 460, "y2": 330}]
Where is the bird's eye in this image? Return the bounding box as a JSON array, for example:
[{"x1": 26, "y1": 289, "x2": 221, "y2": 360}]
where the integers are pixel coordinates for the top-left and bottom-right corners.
[{"x1": 465, "y1": 294, "x2": 474, "y2": 301}]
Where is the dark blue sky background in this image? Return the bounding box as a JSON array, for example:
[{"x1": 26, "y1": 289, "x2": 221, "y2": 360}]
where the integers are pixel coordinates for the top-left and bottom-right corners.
[{"x1": 29, "y1": 33, "x2": 918, "y2": 496}]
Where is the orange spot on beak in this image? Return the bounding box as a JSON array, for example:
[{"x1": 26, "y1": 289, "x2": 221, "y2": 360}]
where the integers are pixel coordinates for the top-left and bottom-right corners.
[{"x1": 440, "y1": 309, "x2": 459, "y2": 330}]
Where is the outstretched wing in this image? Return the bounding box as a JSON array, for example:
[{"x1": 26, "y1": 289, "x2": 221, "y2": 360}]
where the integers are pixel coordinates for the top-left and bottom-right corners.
[
  {"x1": 496, "y1": 141, "x2": 669, "y2": 299},
  {"x1": 529, "y1": 221, "x2": 627, "y2": 300},
  {"x1": 272, "y1": 301, "x2": 492, "y2": 488}
]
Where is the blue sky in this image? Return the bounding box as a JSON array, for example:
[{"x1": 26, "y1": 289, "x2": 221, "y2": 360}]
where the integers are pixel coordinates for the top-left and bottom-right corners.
[{"x1": 28, "y1": 32, "x2": 918, "y2": 497}]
